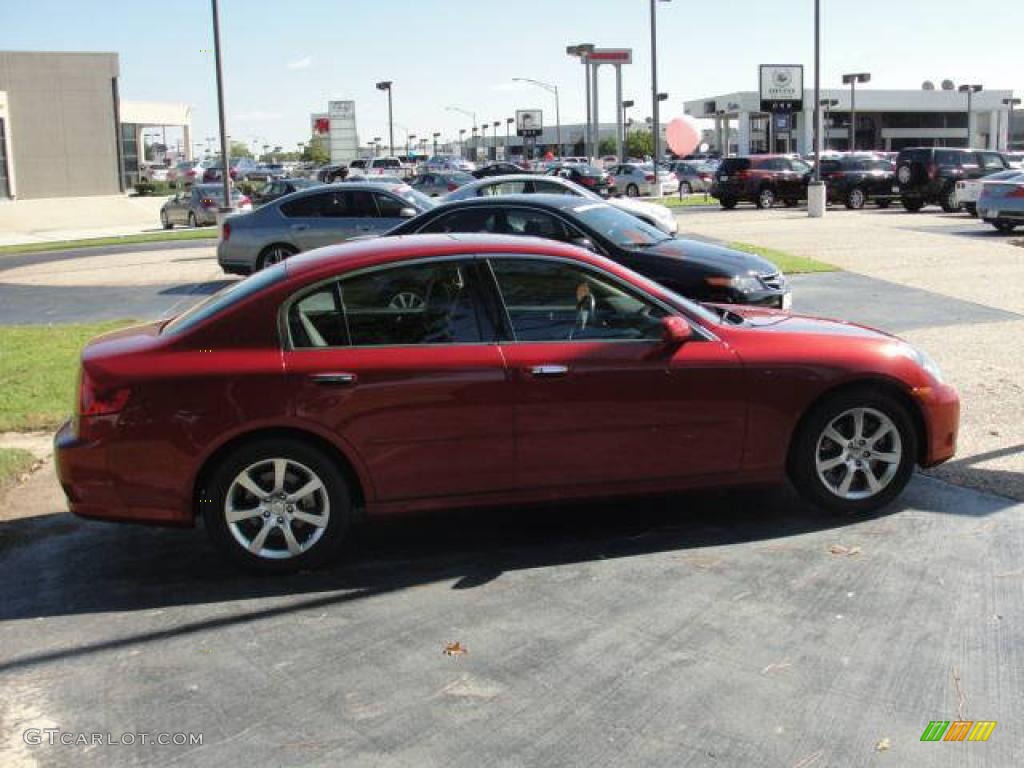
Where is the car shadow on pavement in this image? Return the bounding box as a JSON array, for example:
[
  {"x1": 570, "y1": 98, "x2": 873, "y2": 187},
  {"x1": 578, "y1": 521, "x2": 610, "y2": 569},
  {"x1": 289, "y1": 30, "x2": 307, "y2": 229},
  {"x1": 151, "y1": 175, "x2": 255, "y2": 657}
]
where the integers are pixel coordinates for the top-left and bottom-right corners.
[{"x1": 0, "y1": 474, "x2": 1013, "y2": 675}]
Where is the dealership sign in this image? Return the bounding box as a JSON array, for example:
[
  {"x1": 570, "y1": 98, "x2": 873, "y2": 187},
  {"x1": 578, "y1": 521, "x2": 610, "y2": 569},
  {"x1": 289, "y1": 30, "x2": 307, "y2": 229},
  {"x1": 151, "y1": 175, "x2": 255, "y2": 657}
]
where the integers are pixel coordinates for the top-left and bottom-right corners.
[
  {"x1": 588, "y1": 48, "x2": 632, "y2": 65},
  {"x1": 759, "y1": 65, "x2": 804, "y2": 112},
  {"x1": 516, "y1": 109, "x2": 543, "y2": 137}
]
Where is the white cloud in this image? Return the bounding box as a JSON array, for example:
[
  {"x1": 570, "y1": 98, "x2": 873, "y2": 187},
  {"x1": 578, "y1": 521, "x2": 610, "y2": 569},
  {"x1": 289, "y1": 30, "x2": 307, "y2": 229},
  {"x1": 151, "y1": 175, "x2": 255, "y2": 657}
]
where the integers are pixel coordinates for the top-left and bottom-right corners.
[{"x1": 287, "y1": 56, "x2": 312, "y2": 70}]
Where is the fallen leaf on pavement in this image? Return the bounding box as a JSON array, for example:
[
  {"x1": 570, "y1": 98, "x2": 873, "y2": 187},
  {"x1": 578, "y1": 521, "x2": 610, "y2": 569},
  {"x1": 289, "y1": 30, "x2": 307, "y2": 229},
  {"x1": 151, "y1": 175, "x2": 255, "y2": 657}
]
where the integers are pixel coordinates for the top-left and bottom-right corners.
[
  {"x1": 829, "y1": 544, "x2": 862, "y2": 557},
  {"x1": 761, "y1": 660, "x2": 791, "y2": 675},
  {"x1": 875, "y1": 737, "x2": 891, "y2": 752},
  {"x1": 443, "y1": 641, "x2": 468, "y2": 657}
]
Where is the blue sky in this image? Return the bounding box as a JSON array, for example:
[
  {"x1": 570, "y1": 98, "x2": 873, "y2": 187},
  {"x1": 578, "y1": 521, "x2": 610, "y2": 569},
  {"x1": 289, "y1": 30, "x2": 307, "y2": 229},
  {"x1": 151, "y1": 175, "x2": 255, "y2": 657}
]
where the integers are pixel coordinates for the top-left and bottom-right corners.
[{"x1": 3, "y1": 0, "x2": 1023, "y2": 152}]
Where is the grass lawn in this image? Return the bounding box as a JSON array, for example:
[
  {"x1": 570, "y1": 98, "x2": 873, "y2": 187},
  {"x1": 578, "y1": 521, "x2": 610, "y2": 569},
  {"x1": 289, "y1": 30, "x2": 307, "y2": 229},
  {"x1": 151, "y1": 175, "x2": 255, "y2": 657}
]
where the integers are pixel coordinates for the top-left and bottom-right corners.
[
  {"x1": 0, "y1": 228, "x2": 217, "y2": 257},
  {"x1": 0, "y1": 321, "x2": 135, "y2": 432},
  {"x1": 0, "y1": 447, "x2": 36, "y2": 491},
  {"x1": 654, "y1": 195, "x2": 717, "y2": 208},
  {"x1": 726, "y1": 241, "x2": 836, "y2": 274}
]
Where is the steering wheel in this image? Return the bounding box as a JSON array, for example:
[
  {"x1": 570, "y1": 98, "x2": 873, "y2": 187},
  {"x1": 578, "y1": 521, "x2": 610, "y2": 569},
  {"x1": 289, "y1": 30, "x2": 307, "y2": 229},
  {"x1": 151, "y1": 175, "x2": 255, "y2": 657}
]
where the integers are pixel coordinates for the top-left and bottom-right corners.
[{"x1": 569, "y1": 292, "x2": 597, "y2": 339}]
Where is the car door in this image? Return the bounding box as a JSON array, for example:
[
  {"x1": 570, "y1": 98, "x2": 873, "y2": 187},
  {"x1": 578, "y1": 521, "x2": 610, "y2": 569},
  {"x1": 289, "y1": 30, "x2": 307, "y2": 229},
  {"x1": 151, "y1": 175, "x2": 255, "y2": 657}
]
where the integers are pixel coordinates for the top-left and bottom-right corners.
[
  {"x1": 371, "y1": 191, "x2": 416, "y2": 234},
  {"x1": 282, "y1": 257, "x2": 515, "y2": 501},
  {"x1": 484, "y1": 256, "x2": 745, "y2": 489},
  {"x1": 279, "y1": 191, "x2": 336, "y2": 250}
]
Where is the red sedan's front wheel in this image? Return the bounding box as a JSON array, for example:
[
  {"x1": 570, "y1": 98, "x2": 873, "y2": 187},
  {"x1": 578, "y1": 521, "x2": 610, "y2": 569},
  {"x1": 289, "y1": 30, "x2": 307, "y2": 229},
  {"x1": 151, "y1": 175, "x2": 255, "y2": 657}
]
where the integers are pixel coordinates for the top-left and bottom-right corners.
[
  {"x1": 790, "y1": 389, "x2": 917, "y2": 515},
  {"x1": 203, "y1": 438, "x2": 352, "y2": 572}
]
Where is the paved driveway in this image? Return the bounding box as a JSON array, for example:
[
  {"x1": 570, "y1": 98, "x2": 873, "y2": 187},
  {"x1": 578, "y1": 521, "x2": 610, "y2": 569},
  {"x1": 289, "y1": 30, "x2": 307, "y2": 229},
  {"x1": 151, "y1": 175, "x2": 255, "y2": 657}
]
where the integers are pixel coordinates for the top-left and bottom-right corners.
[{"x1": 2, "y1": 472, "x2": 1021, "y2": 767}]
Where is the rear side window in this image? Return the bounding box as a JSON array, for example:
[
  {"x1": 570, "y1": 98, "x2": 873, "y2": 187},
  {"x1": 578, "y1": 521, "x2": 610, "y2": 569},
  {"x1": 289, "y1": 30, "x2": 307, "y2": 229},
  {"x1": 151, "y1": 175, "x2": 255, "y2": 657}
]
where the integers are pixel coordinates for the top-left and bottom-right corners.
[
  {"x1": 163, "y1": 264, "x2": 287, "y2": 336},
  {"x1": 718, "y1": 158, "x2": 751, "y2": 173},
  {"x1": 978, "y1": 152, "x2": 1008, "y2": 171},
  {"x1": 288, "y1": 261, "x2": 483, "y2": 348},
  {"x1": 935, "y1": 150, "x2": 962, "y2": 166},
  {"x1": 373, "y1": 193, "x2": 409, "y2": 217},
  {"x1": 281, "y1": 193, "x2": 326, "y2": 217}
]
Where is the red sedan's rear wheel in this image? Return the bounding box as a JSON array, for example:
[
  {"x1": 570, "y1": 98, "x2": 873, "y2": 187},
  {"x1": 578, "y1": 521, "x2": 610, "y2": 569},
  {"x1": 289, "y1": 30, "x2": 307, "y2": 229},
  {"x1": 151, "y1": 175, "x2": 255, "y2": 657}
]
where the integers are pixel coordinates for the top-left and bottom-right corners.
[
  {"x1": 202, "y1": 438, "x2": 352, "y2": 572},
  {"x1": 789, "y1": 389, "x2": 917, "y2": 515}
]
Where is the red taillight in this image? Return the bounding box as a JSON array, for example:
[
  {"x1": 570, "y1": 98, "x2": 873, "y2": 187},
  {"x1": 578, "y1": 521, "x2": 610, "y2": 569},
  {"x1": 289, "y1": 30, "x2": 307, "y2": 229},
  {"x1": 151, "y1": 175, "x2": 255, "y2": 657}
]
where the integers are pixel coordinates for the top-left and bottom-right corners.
[
  {"x1": 222, "y1": 221, "x2": 231, "y2": 241},
  {"x1": 644, "y1": 174, "x2": 655, "y2": 182},
  {"x1": 734, "y1": 170, "x2": 751, "y2": 179},
  {"x1": 79, "y1": 370, "x2": 131, "y2": 417},
  {"x1": 240, "y1": 196, "x2": 251, "y2": 206},
  {"x1": 581, "y1": 177, "x2": 596, "y2": 186},
  {"x1": 448, "y1": 183, "x2": 458, "y2": 191},
  {"x1": 700, "y1": 174, "x2": 712, "y2": 181},
  {"x1": 1008, "y1": 186, "x2": 1024, "y2": 198},
  {"x1": 926, "y1": 163, "x2": 938, "y2": 180}
]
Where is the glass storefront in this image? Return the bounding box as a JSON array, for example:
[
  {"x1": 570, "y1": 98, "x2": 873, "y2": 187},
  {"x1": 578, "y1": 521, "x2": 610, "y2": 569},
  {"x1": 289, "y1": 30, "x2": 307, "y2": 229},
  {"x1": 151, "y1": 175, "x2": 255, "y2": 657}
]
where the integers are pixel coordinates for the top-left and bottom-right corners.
[
  {"x1": 0, "y1": 118, "x2": 10, "y2": 199},
  {"x1": 120, "y1": 122, "x2": 140, "y2": 188}
]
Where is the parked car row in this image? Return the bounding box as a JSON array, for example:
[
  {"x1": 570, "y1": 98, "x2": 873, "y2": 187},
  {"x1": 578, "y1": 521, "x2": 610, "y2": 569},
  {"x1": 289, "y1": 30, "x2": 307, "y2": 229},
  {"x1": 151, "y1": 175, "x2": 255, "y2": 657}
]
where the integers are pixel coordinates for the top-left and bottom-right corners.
[{"x1": 709, "y1": 148, "x2": 1017, "y2": 223}]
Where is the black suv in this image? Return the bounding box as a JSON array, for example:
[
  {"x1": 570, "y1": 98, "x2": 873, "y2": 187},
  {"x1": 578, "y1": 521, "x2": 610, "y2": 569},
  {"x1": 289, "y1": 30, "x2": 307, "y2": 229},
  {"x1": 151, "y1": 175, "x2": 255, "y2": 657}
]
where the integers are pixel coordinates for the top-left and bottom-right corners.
[
  {"x1": 895, "y1": 148, "x2": 1009, "y2": 212},
  {"x1": 819, "y1": 155, "x2": 897, "y2": 209},
  {"x1": 711, "y1": 155, "x2": 813, "y2": 209}
]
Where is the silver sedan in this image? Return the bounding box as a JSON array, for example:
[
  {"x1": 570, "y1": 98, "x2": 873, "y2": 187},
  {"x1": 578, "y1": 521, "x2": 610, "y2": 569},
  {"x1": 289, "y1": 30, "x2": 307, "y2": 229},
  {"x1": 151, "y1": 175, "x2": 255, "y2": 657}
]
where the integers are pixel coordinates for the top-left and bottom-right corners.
[
  {"x1": 444, "y1": 174, "x2": 678, "y2": 234},
  {"x1": 216, "y1": 181, "x2": 437, "y2": 274},
  {"x1": 409, "y1": 171, "x2": 475, "y2": 197},
  {"x1": 160, "y1": 184, "x2": 252, "y2": 228},
  {"x1": 607, "y1": 163, "x2": 680, "y2": 197}
]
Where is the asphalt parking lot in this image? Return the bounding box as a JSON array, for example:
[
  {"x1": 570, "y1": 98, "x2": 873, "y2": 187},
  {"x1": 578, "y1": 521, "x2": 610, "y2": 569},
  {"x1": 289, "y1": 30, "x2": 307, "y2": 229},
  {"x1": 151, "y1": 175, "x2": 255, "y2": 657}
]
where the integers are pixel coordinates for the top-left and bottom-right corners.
[{"x1": 2, "y1": 205, "x2": 1023, "y2": 766}]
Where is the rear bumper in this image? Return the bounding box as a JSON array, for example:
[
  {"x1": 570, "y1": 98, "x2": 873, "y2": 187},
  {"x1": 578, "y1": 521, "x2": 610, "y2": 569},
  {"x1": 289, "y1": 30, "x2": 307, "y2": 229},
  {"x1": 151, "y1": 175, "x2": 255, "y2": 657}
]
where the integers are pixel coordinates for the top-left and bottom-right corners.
[
  {"x1": 913, "y1": 383, "x2": 960, "y2": 467},
  {"x1": 54, "y1": 420, "x2": 192, "y2": 527}
]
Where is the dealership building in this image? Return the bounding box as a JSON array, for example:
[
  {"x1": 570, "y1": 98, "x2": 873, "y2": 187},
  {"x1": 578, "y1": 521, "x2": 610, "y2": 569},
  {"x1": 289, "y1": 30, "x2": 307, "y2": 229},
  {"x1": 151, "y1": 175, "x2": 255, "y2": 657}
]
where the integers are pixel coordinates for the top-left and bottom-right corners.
[
  {"x1": 0, "y1": 51, "x2": 192, "y2": 200},
  {"x1": 684, "y1": 87, "x2": 1021, "y2": 156}
]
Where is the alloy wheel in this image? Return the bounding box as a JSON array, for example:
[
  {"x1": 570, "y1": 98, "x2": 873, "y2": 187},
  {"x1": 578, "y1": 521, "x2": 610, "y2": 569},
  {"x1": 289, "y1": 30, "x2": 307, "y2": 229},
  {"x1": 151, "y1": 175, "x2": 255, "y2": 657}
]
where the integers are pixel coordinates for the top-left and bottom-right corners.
[
  {"x1": 814, "y1": 407, "x2": 902, "y2": 501},
  {"x1": 848, "y1": 188, "x2": 865, "y2": 209},
  {"x1": 388, "y1": 291, "x2": 424, "y2": 310},
  {"x1": 758, "y1": 188, "x2": 776, "y2": 208},
  {"x1": 224, "y1": 458, "x2": 330, "y2": 560}
]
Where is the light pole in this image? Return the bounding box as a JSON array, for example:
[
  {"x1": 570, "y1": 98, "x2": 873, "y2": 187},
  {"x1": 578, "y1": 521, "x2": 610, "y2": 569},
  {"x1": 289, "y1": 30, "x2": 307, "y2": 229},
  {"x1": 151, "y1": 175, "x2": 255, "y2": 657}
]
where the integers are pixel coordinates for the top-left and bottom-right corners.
[
  {"x1": 375, "y1": 81, "x2": 394, "y2": 156},
  {"x1": 959, "y1": 84, "x2": 983, "y2": 145},
  {"x1": 506, "y1": 117, "x2": 514, "y2": 160},
  {"x1": 432, "y1": 132, "x2": 441, "y2": 156},
  {"x1": 472, "y1": 126, "x2": 479, "y2": 161},
  {"x1": 621, "y1": 100, "x2": 635, "y2": 157},
  {"x1": 649, "y1": 0, "x2": 671, "y2": 179},
  {"x1": 842, "y1": 72, "x2": 870, "y2": 150},
  {"x1": 406, "y1": 134, "x2": 416, "y2": 160},
  {"x1": 820, "y1": 98, "x2": 839, "y2": 151},
  {"x1": 458, "y1": 128, "x2": 466, "y2": 159},
  {"x1": 372, "y1": 137, "x2": 381, "y2": 157},
  {"x1": 1003, "y1": 97, "x2": 1021, "y2": 150},
  {"x1": 481, "y1": 123, "x2": 489, "y2": 160},
  {"x1": 808, "y1": 0, "x2": 826, "y2": 217},
  {"x1": 210, "y1": 0, "x2": 233, "y2": 212},
  {"x1": 566, "y1": 44, "x2": 595, "y2": 158},
  {"x1": 513, "y1": 78, "x2": 561, "y2": 158}
]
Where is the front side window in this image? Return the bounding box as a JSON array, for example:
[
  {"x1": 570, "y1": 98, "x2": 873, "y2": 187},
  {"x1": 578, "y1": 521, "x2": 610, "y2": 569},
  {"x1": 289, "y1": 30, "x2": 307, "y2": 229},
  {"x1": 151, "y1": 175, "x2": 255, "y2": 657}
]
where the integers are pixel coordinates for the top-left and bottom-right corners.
[
  {"x1": 288, "y1": 261, "x2": 482, "y2": 348},
  {"x1": 504, "y1": 208, "x2": 577, "y2": 240},
  {"x1": 979, "y1": 152, "x2": 1007, "y2": 171},
  {"x1": 373, "y1": 192, "x2": 409, "y2": 217},
  {"x1": 489, "y1": 258, "x2": 667, "y2": 342}
]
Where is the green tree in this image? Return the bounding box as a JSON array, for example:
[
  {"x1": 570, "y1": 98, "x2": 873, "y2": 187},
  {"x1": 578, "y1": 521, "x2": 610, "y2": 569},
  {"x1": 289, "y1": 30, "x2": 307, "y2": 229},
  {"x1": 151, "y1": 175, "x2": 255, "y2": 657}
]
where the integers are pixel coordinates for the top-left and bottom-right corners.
[
  {"x1": 598, "y1": 137, "x2": 618, "y2": 156},
  {"x1": 302, "y1": 136, "x2": 330, "y2": 165},
  {"x1": 625, "y1": 130, "x2": 654, "y2": 159},
  {"x1": 229, "y1": 140, "x2": 252, "y2": 159}
]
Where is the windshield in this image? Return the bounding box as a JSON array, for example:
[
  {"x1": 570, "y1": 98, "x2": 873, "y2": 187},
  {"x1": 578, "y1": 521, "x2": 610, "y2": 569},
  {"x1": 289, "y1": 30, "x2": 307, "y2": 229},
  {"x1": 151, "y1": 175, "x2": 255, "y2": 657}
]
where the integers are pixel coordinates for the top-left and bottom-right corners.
[
  {"x1": 395, "y1": 186, "x2": 437, "y2": 210},
  {"x1": 572, "y1": 202, "x2": 670, "y2": 247}
]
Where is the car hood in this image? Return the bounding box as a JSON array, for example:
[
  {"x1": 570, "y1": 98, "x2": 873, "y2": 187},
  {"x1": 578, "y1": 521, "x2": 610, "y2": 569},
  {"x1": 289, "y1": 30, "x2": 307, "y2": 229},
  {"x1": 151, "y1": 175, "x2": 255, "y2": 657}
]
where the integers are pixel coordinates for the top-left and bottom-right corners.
[
  {"x1": 722, "y1": 305, "x2": 896, "y2": 340},
  {"x1": 609, "y1": 197, "x2": 674, "y2": 222},
  {"x1": 631, "y1": 239, "x2": 779, "y2": 275}
]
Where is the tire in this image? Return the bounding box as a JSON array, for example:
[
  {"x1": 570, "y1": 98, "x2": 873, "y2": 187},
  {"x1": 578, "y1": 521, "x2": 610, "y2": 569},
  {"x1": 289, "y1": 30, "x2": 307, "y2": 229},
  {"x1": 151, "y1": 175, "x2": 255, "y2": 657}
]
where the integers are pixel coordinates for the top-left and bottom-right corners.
[
  {"x1": 161, "y1": 211, "x2": 173, "y2": 230},
  {"x1": 993, "y1": 221, "x2": 1018, "y2": 233},
  {"x1": 876, "y1": 199, "x2": 891, "y2": 209},
  {"x1": 719, "y1": 196, "x2": 738, "y2": 210},
  {"x1": 679, "y1": 181, "x2": 692, "y2": 195},
  {"x1": 789, "y1": 388, "x2": 917, "y2": 516},
  {"x1": 202, "y1": 437, "x2": 352, "y2": 573},
  {"x1": 940, "y1": 186, "x2": 959, "y2": 213},
  {"x1": 901, "y1": 196, "x2": 924, "y2": 212},
  {"x1": 188, "y1": 212, "x2": 199, "y2": 228},
  {"x1": 257, "y1": 243, "x2": 298, "y2": 270},
  {"x1": 756, "y1": 187, "x2": 776, "y2": 209},
  {"x1": 626, "y1": 183, "x2": 640, "y2": 197},
  {"x1": 845, "y1": 187, "x2": 866, "y2": 210}
]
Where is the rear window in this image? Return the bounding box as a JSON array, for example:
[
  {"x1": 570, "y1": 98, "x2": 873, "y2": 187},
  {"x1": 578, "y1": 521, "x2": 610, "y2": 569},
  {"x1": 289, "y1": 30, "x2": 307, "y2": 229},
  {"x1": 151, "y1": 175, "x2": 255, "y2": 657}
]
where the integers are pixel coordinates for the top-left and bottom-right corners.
[
  {"x1": 718, "y1": 158, "x2": 751, "y2": 173},
  {"x1": 162, "y1": 264, "x2": 287, "y2": 336},
  {"x1": 898, "y1": 148, "x2": 930, "y2": 163}
]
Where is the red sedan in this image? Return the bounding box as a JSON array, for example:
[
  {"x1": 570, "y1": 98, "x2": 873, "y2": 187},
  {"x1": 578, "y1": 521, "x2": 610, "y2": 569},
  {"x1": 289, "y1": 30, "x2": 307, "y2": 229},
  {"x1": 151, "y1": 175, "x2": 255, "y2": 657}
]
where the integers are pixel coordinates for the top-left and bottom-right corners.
[{"x1": 55, "y1": 234, "x2": 959, "y2": 572}]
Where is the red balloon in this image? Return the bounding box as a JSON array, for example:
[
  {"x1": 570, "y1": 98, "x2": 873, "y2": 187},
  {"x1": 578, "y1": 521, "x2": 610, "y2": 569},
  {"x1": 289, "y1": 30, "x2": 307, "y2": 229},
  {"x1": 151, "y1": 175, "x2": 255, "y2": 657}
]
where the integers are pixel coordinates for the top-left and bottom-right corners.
[{"x1": 665, "y1": 117, "x2": 700, "y2": 156}]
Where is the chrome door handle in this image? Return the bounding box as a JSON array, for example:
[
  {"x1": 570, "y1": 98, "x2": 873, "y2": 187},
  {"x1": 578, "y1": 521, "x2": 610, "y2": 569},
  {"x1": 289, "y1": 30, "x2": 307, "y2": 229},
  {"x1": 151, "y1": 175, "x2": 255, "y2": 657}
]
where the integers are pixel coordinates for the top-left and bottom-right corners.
[
  {"x1": 528, "y1": 365, "x2": 569, "y2": 378},
  {"x1": 310, "y1": 372, "x2": 357, "y2": 386},
  {"x1": 291, "y1": 224, "x2": 310, "y2": 231}
]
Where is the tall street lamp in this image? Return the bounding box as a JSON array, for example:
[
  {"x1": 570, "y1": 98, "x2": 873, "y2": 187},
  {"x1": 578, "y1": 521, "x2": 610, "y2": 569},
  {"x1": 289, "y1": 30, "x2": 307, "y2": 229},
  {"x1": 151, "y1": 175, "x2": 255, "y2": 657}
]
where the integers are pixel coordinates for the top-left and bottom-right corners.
[
  {"x1": 432, "y1": 132, "x2": 441, "y2": 156},
  {"x1": 820, "y1": 98, "x2": 839, "y2": 151},
  {"x1": 375, "y1": 81, "x2": 394, "y2": 156},
  {"x1": 649, "y1": 0, "x2": 671, "y2": 173},
  {"x1": 959, "y1": 84, "x2": 983, "y2": 145},
  {"x1": 373, "y1": 137, "x2": 381, "y2": 157},
  {"x1": 566, "y1": 44, "x2": 594, "y2": 158},
  {"x1": 808, "y1": 0, "x2": 826, "y2": 217},
  {"x1": 513, "y1": 78, "x2": 561, "y2": 158},
  {"x1": 506, "y1": 117, "x2": 514, "y2": 159},
  {"x1": 406, "y1": 133, "x2": 416, "y2": 159},
  {"x1": 210, "y1": 0, "x2": 233, "y2": 212},
  {"x1": 842, "y1": 72, "x2": 870, "y2": 150},
  {"x1": 458, "y1": 128, "x2": 466, "y2": 159},
  {"x1": 621, "y1": 99, "x2": 635, "y2": 153},
  {"x1": 1003, "y1": 97, "x2": 1021, "y2": 150},
  {"x1": 481, "y1": 123, "x2": 489, "y2": 159}
]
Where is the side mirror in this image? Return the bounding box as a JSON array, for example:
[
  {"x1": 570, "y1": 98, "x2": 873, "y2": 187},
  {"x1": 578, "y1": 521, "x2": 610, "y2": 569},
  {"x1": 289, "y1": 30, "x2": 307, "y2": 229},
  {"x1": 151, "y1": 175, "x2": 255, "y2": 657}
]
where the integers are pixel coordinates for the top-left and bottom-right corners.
[
  {"x1": 571, "y1": 236, "x2": 596, "y2": 252},
  {"x1": 399, "y1": 207, "x2": 418, "y2": 218},
  {"x1": 661, "y1": 316, "x2": 692, "y2": 346}
]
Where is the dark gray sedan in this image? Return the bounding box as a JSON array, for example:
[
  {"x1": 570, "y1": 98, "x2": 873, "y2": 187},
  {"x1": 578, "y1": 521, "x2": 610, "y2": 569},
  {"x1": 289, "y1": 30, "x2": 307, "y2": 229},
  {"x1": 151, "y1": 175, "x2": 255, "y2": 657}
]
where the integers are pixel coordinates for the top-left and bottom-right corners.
[
  {"x1": 408, "y1": 171, "x2": 475, "y2": 197},
  {"x1": 216, "y1": 181, "x2": 437, "y2": 274}
]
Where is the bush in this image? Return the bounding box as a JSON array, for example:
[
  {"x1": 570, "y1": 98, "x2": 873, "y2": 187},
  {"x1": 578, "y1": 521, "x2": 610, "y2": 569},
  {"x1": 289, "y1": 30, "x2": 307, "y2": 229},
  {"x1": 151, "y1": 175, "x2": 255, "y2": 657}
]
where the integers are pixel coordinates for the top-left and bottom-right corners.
[
  {"x1": 235, "y1": 180, "x2": 263, "y2": 198},
  {"x1": 133, "y1": 180, "x2": 175, "y2": 197}
]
